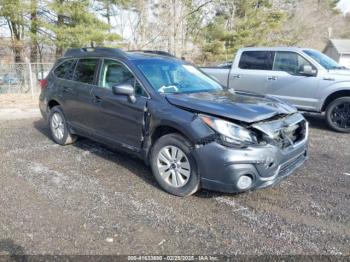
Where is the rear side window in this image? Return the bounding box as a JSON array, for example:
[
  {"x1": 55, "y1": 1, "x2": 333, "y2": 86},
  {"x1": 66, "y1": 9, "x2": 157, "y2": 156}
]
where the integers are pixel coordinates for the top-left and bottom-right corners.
[
  {"x1": 73, "y1": 59, "x2": 99, "y2": 84},
  {"x1": 239, "y1": 51, "x2": 275, "y2": 70},
  {"x1": 54, "y1": 59, "x2": 77, "y2": 79}
]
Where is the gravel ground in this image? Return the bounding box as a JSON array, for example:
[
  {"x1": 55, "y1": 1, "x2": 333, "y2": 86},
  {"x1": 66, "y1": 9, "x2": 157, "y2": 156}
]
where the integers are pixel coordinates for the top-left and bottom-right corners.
[
  {"x1": 0, "y1": 94, "x2": 40, "y2": 121},
  {"x1": 0, "y1": 109, "x2": 349, "y2": 255}
]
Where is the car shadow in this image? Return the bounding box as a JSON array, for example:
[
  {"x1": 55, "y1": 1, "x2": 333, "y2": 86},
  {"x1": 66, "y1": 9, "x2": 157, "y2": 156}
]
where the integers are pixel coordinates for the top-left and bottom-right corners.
[
  {"x1": 194, "y1": 188, "x2": 243, "y2": 199},
  {"x1": 32, "y1": 119, "x2": 162, "y2": 192},
  {"x1": 0, "y1": 239, "x2": 27, "y2": 261},
  {"x1": 302, "y1": 112, "x2": 331, "y2": 132}
]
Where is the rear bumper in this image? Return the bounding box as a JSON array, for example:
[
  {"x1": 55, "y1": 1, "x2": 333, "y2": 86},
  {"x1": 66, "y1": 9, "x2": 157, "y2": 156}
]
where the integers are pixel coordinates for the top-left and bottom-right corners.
[
  {"x1": 39, "y1": 95, "x2": 49, "y2": 121},
  {"x1": 194, "y1": 137, "x2": 308, "y2": 194}
]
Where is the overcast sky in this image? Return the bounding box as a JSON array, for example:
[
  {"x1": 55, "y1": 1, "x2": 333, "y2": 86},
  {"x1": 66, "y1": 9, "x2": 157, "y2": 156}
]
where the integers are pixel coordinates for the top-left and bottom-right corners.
[{"x1": 338, "y1": 0, "x2": 350, "y2": 13}]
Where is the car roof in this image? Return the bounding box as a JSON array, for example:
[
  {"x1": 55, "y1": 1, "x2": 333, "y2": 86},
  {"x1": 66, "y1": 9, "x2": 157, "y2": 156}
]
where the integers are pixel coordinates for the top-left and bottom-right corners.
[{"x1": 63, "y1": 47, "x2": 181, "y2": 62}]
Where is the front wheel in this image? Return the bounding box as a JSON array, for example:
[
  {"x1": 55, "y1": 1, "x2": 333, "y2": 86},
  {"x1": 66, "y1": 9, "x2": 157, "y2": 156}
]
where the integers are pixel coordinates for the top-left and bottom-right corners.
[
  {"x1": 325, "y1": 97, "x2": 350, "y2": 133},
  {"x1": 150, "y1": 134, "x2": 200, "y2": 197}
]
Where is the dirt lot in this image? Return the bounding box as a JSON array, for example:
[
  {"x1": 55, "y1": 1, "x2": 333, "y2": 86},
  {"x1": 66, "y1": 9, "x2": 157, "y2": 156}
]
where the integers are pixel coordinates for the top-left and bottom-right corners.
[
  {"x1": 0, "y1": 94, "x2": 40, "y2": 120},
  {"x1": 0, "y1": 95, "x2": 349, "y2": 255}
]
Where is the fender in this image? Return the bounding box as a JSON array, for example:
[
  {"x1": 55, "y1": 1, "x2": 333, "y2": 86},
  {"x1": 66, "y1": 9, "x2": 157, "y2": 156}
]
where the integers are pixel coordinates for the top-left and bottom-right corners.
[
  {"x1": 319, "y1": 82, "x2": 350, "y2": 111},
  {"x1": 141, "y1": 101, "x2": 215, "y2": 163}
]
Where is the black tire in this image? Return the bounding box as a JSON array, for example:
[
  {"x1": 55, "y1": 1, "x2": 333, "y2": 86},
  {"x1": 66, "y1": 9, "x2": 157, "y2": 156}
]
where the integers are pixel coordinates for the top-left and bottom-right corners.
[
  {"x1": 150, "y1": 133, "x2": 200, "y2": 197},
  {"x1": 48, "y1": 106, "x2": 77, "y2": 145},
  {"x1": 325, "y1": 97, "x2": 350, "y2": 133}
]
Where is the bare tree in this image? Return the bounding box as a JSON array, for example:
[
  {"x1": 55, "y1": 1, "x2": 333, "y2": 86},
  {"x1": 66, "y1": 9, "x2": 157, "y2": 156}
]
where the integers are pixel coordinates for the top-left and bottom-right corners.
[{"x1": 30, "y1": 0, "x2": 38, "y2": 62}]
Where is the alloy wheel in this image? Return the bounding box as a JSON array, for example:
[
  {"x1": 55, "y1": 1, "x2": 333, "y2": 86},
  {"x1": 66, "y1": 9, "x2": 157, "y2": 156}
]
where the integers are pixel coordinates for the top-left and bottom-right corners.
[
  {"x1": 156, "y1": 146, "x2": 191, "y2": 188},
  {"x1": 51, "y1": 112, "x2": 65, "y2": 140},
  {"x1": 330, "y1": 102, "x2": 350, "y2": 129}
]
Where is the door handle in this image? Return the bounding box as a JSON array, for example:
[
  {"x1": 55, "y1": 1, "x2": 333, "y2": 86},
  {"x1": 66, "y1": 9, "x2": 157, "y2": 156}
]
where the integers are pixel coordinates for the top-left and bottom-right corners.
[
  {"x1": 92, "y1": 95, "x2": 102, "y2": 104},
  {"x1": 267, "y1": 76, "x2": 278, "y2": 81},
  {"x1": 62, "y1": 86, "x2": 73, "y2": 93},
  {"x1": 232, "y1": 74, "x2": 241, "y2": 79}
]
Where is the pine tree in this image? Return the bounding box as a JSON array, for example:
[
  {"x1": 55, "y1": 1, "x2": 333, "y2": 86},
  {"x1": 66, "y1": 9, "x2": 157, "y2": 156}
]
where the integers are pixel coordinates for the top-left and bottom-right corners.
[
  {"x1": 0, "y1": 0, "x2": 28, "y2": 62},
  {"x1": 201, "y1": 0, "x2": 288, "y2": 63},
  {"x1": 44, "y1": 0, "x2": 121, "y2": 57}
]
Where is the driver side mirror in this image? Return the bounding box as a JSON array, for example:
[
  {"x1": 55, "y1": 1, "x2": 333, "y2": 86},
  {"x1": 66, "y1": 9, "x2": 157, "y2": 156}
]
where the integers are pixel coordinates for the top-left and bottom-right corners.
[
  {"x1": 112, "y1": 83, "x2": 136, "y2": 103},
  {"x1": 299, "y1": 65, "x2": 317, "y2": 77}
]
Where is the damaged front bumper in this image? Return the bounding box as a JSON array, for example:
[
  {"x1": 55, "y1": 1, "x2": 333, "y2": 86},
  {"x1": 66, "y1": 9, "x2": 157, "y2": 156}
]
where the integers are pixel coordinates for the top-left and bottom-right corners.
[{"x1": 193, "y1": 114, "x2": 308, "y2": 193}]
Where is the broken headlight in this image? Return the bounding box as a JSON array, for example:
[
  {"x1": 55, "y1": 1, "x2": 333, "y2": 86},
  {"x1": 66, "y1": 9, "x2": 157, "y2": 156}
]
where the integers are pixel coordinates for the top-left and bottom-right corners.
[{"x1": 199, "y1": 115, "x2": 257, "y2": 147}]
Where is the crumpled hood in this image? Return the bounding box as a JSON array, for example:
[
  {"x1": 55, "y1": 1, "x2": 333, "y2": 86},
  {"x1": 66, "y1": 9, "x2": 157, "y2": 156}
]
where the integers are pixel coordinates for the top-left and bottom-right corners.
[{"x1": 166, "y1": 90, "x2": 297, "y2": 123}]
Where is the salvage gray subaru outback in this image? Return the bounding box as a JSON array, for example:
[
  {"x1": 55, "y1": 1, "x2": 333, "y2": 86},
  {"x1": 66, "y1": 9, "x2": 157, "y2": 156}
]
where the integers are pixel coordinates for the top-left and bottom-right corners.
[{"x1": 39, "y1": 47, "x2": 308, "y2": 196}]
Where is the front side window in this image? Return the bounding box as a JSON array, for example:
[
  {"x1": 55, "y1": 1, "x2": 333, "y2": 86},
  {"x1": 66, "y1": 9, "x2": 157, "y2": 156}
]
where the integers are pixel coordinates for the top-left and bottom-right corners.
[
  {"x1": 54, "y1": 59, "x2": 77, "y2": 79},
  {"x1": 239, "y1": 51, "x2": 275, "y2": 70},
  {"x1": 98, "y1": 59, "x2": 146, "y2": 96},
  {"x1": 73, "y1": 59, "x2": 99, "y2": 84},
  {"x1": 136, "y1": 59, "x2": 222, "y2": 94},
  {"x1": 273, "y1": 51, "x2": 314, "y2": 75}
]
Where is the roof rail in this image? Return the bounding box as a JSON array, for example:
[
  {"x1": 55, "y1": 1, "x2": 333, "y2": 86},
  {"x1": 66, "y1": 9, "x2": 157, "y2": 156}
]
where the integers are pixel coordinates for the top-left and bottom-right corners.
[
  {"x1": 127, "y1": 50, "x2": 176, "y2": 57},
  {"x1": 64, "y1": 47, "x2": 126, "y2": 58}
]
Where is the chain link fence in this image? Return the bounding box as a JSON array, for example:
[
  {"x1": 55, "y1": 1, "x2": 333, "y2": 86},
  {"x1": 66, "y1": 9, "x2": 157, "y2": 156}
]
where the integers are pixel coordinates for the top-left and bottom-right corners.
[{"x1": 0, "y1": 63, "x2": 54, "y2": 95}]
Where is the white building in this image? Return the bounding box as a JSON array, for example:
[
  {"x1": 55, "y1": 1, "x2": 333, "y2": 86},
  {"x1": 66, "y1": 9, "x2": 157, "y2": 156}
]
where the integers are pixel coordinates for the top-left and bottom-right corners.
[{"x1": 323, "y1": 39, "x2": 350, "y2": 69}]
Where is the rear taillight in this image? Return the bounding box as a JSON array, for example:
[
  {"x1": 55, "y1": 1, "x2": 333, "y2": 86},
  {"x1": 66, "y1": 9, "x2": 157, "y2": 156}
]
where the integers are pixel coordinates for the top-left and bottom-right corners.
[{"x1": 39, "y1": 79, "x2": 48, "y2": 89}]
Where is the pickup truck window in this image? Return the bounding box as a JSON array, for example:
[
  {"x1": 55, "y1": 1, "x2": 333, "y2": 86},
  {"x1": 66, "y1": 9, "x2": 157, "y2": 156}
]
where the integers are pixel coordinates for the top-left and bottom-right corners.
[
  {"x1": 273, "y1": 51, "x2": 313, "y2": 75},
  {"x1": 239, "y1": 51, "x2": 275, "y2": 70},
  {"x1": 136, "y1": 59, "x2": 222, "y2": 94}
]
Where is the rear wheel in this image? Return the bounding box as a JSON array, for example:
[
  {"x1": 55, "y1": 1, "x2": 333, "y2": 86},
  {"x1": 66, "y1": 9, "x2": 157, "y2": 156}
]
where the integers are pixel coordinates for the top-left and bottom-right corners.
[
  {"x1": 326, "y1": 97, "x2": 350, "y2": 133},
  {"x1": 49, "y1": 106, "x2": 77, "y2": 145},
  {"x1": 150, "y1": 133, "x2": 200, "y2": 197}
]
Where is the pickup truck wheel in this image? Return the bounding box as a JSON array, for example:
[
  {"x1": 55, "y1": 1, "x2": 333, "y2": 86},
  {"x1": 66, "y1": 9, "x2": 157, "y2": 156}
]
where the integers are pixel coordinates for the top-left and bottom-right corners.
[
  {"x1": 49, "y1": 106, "x2": 77, "y2": 145},
  {"x1": 150, "y1": 133, "x2": 200, "y2": 197},
  {"x1": 326, "y1": 97, "x2": 350, "y2": 133}
]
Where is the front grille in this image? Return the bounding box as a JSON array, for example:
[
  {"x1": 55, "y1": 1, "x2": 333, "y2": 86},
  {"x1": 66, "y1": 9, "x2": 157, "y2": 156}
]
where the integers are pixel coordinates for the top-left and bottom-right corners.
[
  {"x1": 273, "y1": 120, "x2": 307, "y2": 149},
  {"x1": 279, "y1": 151, "x2": 306, "y2": 177},
  {"x1": 252, "y1": 113, "x2": 308, "y2": 150}
]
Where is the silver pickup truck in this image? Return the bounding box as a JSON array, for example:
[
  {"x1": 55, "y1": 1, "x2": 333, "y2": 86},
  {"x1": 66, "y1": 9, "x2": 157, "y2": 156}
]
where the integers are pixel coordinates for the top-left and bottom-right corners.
[{"x1": 202, "y1": 47, "x2": 350, "y2": 132}]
